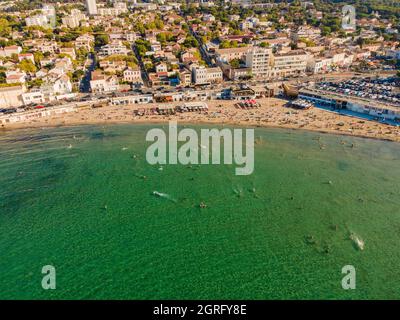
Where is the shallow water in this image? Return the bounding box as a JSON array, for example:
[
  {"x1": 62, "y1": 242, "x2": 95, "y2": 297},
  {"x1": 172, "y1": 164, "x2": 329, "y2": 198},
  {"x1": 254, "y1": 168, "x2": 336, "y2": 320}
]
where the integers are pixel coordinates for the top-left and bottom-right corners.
[{"x1": 0, "y1": 124, "x2": 399, "y2": 299}]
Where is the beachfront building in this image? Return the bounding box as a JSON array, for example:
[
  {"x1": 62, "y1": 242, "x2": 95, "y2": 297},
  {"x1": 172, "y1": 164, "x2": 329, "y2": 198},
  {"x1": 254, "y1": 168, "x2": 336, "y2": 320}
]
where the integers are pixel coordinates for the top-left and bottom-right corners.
[
  {"x1": 37, "y1": 75, "x2": 73, "y2": 102},
  {"x1": 269, "y1": 50, "x2": 309, "y2": 78},
  {"x1": 0, "y1": 104, "x2": 76, "y2": 126},
  {"x1": 307, "y1": 56, "x2": 333, "y2": 74},
  {"x1": 0, "y1": 85, "x2": 25, "y2": 108},
  {"x1": 192, "y1": 66, "x2": 223, "y2": 85},
  {"x1": 229, "y1": 67, "x2": 252, "y2": 81},
  {"x1": 245, "y1": 47, "x2": 273, "y2": 78},
  {"x1": 110, "y1": 94, "x2": 154, "y2": 105},
  {"x1": 21, "y1": 90, "x2": 45, "y2": 106},
  {"x1": 90, "y1": 70, "x2": 119, "y2": 93},
  {"x1": 52, "y1": 75, "x2": 73, "y2": 95},
  {"x1": 179, "y1": 70, "x2": 192, "y2": 86}
]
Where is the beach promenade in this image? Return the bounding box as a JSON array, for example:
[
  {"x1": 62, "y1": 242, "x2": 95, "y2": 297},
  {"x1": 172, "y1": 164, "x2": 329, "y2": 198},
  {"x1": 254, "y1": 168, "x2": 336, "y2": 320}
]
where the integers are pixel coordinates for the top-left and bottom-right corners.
[{"x1": 1, "y1": 98, "x2": 399, "y2": 143}]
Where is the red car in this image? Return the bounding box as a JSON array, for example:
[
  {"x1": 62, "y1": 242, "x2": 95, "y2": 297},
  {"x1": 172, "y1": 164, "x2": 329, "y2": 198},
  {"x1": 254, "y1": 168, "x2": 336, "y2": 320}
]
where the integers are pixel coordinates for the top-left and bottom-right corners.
[{"x1": 34, "y1": 105, "x2": 45, "y2": 109}]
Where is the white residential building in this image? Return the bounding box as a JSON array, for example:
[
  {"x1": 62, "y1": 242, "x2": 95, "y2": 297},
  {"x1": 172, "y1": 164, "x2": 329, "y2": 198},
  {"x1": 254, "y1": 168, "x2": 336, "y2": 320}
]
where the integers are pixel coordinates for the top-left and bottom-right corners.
[
  {"x1": 179, "y1": 70, "x2": 192, "y2": 86},
  {"x1": 75, "y1": 34, "x2": 95, "y2": 51},
  {"x1": 270, "y1": 50, "x2": 309, "y2": 78},
  {"x1": 0, "y1": 85, "x2": 25, "y2": 108},
  {"x1": 6, "y1": 70, "x2": 26, "y2": 84},
  {"x1": 99, "y1": 42, "x2": 130, "y2": 56},
  {"x1": 53, "y1": 75, "x2": 73, "y2": 95},
  {"x1": 203, "y1": 14, "x2": 216, "y2": 22},
  {"x1": 291, "y1": 26, "x2": 321, "y2": 41},
  {"x1": 307, "y1": 57, "x2": 333, "y2": 74},
  {"x1": 62, "y1": 15, "x2": 80, "y2": 29},
  {"x1": 245, "y1": 47, "x2": 273, "y2": 78},
  {"x1": 240, "y1": 17, "x2": 259, "y2": 30},
  {"x1": 155, "y1": 63, "x2": 168, "y2": 73},
  {"x1": 41, "y1": 75, "x2": 73, "y2": 96},
  {"x1": 22, "y1": 90, "x2": 45, "y2": 106},
  {"x1": 25, "y1": 15, "x2": 49, "y2": 28},
  {"x1": 34, "y1": 41, "x2": 58, "y2": 54},
  {"x1": 131, "y1": 3, "x2": 157, "y2": 11},
  {"x1": 123, "y1": 67, "x2": 142, "y2": 84},
  {"x1": 90, "y1": 71, "x2": 119, "y2": 93},
  {"x1": 18, "y1": 53, "x2": 35, "y2": 64},
  {"x1": 98, "y1": 2, "x2": 128, "y2": 16},
  {"x1": 0, "y1": 46, "x2": 22, "y2": 57},
  {"x1": 59, "y1": 48, "x2": 76, "y2": 60},
  {"x1": 125, "y1": 33, "x2": 137, "y2": 43},
  {"x1": 215, "y1": 47, "x2": 250, "y2": 63},
  {"x1": 85, "y1": 0, "x2": 98, "y2": 15},
  {"x1": 192, "y1": 66, "x2": 223, "y2": 84}
]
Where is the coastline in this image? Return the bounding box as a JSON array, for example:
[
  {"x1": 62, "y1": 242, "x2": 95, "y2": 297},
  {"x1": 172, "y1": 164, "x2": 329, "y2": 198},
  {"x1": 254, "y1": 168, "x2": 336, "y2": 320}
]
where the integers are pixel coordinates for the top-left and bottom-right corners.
[{"x1": 1, "y1": 98, "x2": 399, "y2": 143}]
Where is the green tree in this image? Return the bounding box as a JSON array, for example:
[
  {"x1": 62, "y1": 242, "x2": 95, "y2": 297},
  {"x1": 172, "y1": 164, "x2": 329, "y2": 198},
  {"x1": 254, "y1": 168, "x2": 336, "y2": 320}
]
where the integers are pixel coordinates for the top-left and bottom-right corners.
[
  {"x1": 27, "y1": 78, "x2": 43, "y2": 88},
  {"x1": 95, "y1": 34, "x2": 109, "y2": 47},
  {"x1": 33, "y1": 52, "x2": 44, "y2": 65},
  {"x1": 183, "y1": 36, "x2": 198, "y2": 48},
  {"x1": 18, "y1": 59, "x2": 37, "y2": 73},
  {"x1": 72, "y1": 70, "x2": 84, "y2": 82},
  {"x1": 0, "y1": 18, "x2": 11, "y2": 37},
  {"x1": 154, "y1": 18, "x2": 164, "y2": 30},
  {"x1": 321, "y1": 26, "x2": 331, "y2": 36},
  {"x1": 0, "y1": 71, "x2": 6, "y2": 83},
  {"x1": 157, "y1": 33, "x2": 167, "y2": 44},
  {"x1": 229, "y1": 58, "x2": 241, "y2": 69}
]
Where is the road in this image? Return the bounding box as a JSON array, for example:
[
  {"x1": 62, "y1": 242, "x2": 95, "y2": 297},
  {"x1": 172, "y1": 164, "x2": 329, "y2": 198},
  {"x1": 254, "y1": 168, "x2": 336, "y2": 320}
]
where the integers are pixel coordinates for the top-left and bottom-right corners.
[
  {"x1": 179, "y1": 10, "x2": 214, "y2": 67},
  {"x1": 80, "y1": 52, "x2": 96, "y2": 93},
  {"x1": 132, "y1": 43, "x2": 151, "y2": 87},
  {"x1": 68, "y1": 70, "x2": 398, "y2": 105},
  {"x1": 190, "y1": 27, "x2": 214, "y2": 67}
]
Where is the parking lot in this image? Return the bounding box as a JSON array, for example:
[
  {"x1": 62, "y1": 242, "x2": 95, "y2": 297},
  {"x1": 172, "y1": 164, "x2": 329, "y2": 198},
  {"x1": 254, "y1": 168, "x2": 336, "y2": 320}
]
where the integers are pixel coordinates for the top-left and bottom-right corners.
[{"x1": 315, "y1": 78, "x2": 400, "y2": 106}]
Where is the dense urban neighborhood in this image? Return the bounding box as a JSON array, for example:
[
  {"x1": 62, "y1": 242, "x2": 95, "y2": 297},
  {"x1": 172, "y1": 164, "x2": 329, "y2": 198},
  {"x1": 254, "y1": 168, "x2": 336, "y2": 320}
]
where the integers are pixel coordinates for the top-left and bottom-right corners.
[{"x1": 0, "y1": 0, "x2": 399, "y2": 130}]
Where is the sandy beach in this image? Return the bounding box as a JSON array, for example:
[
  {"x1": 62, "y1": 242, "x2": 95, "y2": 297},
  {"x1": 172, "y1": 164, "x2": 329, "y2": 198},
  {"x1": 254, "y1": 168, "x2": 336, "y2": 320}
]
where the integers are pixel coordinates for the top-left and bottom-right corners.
[{"x1": 1, "y1": 98, "x2": 400, "y2": 142}]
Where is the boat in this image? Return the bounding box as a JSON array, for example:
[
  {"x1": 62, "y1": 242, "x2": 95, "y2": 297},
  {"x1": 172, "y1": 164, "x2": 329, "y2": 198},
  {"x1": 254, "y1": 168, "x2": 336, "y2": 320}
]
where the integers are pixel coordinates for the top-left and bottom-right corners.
[{"x1": 350, "y1": 233, "x2": 365, "y2": 250}]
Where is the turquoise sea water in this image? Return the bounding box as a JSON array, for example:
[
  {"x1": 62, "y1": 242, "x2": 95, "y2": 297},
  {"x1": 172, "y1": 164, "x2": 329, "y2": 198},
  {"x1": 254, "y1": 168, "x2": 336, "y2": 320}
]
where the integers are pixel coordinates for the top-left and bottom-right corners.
[{"x1": 0, "y1": 124, "x2": 399, "y2": 299}]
